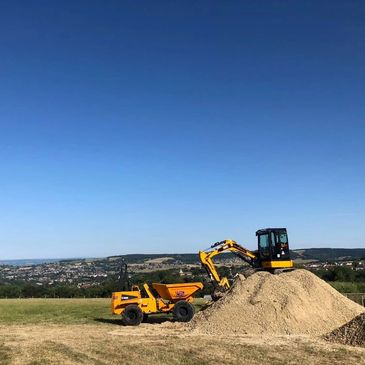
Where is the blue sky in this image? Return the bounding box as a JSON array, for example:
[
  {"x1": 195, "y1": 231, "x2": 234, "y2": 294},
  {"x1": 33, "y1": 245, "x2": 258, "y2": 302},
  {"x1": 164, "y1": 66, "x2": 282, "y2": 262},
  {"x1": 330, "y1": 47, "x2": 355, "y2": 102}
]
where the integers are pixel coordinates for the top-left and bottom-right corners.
[{"x1": 0, "y1": 1, "x2": 364, "y2": 259}]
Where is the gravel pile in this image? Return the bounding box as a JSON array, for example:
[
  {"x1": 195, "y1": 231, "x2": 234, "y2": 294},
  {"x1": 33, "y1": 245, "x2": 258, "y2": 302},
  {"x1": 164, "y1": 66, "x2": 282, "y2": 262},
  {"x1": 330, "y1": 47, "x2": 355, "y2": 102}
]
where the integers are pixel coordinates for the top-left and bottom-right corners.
[
  {"x1": 326, "y1": 313, "x2": 365, "y2": 347},
  {"x1": 190, "y1": 269, "x2": 364, "y2": 336}
]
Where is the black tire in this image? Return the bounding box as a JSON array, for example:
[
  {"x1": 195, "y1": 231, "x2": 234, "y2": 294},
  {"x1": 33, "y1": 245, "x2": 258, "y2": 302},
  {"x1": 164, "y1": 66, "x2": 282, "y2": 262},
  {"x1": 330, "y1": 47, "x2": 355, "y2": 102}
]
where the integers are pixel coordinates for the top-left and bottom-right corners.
[
  {"x1": 142, "y1": 313, "x2": 149, "y2": 323},
  {"x1": 173, "y1": 300, "x2": 195, "y2": 322},
  {"x1": 121, "y1": 304, "x2": 143, "y2": 326}
]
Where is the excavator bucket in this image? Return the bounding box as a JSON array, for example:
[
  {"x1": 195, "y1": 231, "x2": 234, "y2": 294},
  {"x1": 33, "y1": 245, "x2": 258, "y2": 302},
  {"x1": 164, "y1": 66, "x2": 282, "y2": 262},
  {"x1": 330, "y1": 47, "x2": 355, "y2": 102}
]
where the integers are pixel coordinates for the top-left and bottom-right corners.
[{"x1": 152, "y1": 282, "x2": 203, "y2": 301}]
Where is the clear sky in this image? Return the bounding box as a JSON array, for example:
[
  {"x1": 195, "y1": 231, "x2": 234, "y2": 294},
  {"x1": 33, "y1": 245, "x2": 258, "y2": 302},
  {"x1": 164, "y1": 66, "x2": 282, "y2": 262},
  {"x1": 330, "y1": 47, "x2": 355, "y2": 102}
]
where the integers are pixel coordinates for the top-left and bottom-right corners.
[{"x1": 0, "y1": 1, "x2": 364, "y2": 259}]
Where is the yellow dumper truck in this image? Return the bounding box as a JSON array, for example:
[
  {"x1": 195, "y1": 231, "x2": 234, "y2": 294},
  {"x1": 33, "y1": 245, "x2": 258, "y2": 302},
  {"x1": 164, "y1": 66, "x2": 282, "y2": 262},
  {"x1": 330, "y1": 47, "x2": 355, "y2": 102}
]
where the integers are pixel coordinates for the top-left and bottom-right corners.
[{"x1": 111, "y1": 262, "x2": 203, "y2": 326}]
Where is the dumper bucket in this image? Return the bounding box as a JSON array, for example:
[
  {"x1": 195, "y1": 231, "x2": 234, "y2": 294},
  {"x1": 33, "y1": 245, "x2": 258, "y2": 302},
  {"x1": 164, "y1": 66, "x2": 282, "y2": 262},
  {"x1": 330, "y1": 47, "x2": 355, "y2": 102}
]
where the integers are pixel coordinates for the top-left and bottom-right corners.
[{"x1": 152, "y1": 282, "x2": 203, "y2": 301}]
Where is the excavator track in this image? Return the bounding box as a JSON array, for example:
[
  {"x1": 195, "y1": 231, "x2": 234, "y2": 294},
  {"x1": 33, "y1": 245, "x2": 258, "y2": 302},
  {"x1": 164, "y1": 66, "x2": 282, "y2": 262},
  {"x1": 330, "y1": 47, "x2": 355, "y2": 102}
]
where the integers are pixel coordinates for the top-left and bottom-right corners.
[
  {"x1": 272, "y1": 268, "x2": 296, "y2": 275},
  {"x1": 242, "y1": 267, "x2": 296, "y2": 277}
]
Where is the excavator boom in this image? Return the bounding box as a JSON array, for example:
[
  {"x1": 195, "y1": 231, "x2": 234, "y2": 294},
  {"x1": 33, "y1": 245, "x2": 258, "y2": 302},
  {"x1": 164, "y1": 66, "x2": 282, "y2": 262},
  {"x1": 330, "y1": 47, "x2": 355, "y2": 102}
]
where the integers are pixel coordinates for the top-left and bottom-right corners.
[
  {"x1": 199, "y1": 239, "x2": 258, "y2": 291},
  {"x1": 199, "y1": 229, "x2": 294, "y2": 298}
]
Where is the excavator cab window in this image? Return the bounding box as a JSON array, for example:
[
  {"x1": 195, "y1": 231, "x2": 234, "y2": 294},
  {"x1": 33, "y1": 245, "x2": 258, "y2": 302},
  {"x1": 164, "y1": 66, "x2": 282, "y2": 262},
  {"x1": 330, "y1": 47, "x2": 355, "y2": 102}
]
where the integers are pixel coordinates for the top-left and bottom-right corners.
[
  {"x1": 276, "y1": 230, "x2": 290, "y2": 260},
  {"x1": 258, "y1": 233, "x2": 270, "y2": 259},
  {"x1": 257, "y1": 228, "x2": 290, "y2": 262},
  {"x1": 271, "y1": 229, "x2": 290, "y2": 261}
]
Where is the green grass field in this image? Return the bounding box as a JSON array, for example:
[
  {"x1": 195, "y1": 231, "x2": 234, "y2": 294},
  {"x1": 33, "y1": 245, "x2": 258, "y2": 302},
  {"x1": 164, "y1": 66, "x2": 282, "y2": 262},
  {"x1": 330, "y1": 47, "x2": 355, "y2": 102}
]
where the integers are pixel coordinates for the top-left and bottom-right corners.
[
  {"x1": 330, "y1": 281, "x2": 365, "y2": 294},
  {"x1": 0, "y1": 298, "x2": 112, "y2": 325},
  {"x1": 0, "y1": 297, "x2": 207, "y2": 325}
]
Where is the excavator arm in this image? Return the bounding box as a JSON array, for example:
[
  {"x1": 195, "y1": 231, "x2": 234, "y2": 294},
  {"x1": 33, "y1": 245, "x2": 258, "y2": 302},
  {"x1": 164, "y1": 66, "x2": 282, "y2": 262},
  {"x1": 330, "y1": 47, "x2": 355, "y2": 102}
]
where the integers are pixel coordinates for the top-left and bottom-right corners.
[{"x1": 199, "y1": 240, "x2": 258, "y2": 291}]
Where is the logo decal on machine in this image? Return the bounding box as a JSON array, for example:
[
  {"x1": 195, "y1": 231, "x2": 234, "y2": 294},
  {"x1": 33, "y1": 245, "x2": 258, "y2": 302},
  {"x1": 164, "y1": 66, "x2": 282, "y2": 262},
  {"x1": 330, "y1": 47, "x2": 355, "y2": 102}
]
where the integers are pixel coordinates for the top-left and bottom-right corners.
[{"x1": 121, "y1": 295, "x2": 139, "y2": 300}]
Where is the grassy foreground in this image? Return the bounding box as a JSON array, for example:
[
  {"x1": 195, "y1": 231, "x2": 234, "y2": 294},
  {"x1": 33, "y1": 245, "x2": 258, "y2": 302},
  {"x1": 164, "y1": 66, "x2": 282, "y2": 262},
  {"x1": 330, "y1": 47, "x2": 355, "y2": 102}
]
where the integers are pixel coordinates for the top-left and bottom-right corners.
[
  {"x1": 0, "y1": 299, "x2": 364, "y2": 365},
  {"x1": 0, "y1": 298, "x2": 113, "y2": 325},
  {"x1": 0, "y1": 298, "x2": 207, "y2": 325}
]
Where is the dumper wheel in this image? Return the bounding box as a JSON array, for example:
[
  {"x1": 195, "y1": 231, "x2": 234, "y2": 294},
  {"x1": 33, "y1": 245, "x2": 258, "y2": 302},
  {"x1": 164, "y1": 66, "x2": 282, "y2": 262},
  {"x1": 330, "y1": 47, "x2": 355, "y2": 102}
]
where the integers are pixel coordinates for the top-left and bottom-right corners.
[
  {"x1": 173, "y1": 300, "x2": 195, "y2": 322},
  {"x1": 121, "y1": 305, "x2": 143, "y2": 326}
]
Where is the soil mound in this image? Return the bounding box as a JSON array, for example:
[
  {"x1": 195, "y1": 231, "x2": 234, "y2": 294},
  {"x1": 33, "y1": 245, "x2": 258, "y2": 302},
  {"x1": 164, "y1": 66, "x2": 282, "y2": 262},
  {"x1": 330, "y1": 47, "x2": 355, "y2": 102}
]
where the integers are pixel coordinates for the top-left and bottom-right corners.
[
  {"x1": 191, "y1": 269, "x2": 364, "y2": 336},
  {"x1": 326, "y1": 313, "x2": 365, "y2": 347}
]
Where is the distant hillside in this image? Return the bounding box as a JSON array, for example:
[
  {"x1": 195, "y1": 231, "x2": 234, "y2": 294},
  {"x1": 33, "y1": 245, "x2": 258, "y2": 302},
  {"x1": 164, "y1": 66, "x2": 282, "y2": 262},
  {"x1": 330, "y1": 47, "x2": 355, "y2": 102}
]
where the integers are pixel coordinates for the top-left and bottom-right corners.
[
  {"x1": 291, "y1": 248, "x2": 365, "y2": 262},
  {"x1": 109, "y1": 249, "x2": 365, "y2": 264},
  {"x1": 106, "y1": 253, "x2": 199, "y2": 264},
  {"x1": 2, "y1": 248, "x2": 365, "y2": 267}
]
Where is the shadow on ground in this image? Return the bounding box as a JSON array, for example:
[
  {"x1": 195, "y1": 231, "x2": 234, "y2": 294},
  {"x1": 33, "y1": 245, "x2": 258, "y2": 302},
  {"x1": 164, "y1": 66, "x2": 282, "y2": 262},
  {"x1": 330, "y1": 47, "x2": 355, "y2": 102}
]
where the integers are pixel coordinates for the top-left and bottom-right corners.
[
  {"x1": 94, "y1": 318, "x2": 123, "y2": 325},
  {"x1": 94, "y1": 315, "x2": 173, "y2": 326}
]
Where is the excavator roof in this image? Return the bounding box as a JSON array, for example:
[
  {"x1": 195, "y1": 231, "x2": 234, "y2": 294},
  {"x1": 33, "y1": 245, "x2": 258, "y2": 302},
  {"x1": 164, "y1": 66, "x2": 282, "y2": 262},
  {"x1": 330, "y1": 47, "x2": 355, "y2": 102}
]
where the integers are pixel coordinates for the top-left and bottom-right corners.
[{"x1": 255, "y1": 228, "x2": 287, "y2": 235}]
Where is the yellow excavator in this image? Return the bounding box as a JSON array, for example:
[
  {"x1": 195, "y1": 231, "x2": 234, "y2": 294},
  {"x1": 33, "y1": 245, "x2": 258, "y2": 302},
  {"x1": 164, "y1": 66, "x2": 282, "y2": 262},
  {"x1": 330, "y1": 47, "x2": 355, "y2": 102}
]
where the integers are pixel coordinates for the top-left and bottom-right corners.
[{"x1": 199, "y1": 228, "x2": 294, "y2": 299}]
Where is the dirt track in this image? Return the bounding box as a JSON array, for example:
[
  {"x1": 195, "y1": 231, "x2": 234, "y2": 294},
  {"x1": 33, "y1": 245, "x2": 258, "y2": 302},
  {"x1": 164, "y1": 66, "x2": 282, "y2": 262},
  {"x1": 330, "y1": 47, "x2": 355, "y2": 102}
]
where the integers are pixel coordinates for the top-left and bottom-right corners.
[{"x1": 1, "y1": 322, "x2": 365, "y2": 365}]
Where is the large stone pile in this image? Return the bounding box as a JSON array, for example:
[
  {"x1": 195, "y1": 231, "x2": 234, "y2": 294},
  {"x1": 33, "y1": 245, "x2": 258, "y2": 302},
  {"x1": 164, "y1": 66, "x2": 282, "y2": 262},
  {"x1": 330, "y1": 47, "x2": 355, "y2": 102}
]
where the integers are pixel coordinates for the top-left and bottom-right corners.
[
  {"x1": 326, "y1": 312, "x2": 365, "y2": 347},
  {"x1": 190, "y1": 269, "x2": 364, "y2": 336}
]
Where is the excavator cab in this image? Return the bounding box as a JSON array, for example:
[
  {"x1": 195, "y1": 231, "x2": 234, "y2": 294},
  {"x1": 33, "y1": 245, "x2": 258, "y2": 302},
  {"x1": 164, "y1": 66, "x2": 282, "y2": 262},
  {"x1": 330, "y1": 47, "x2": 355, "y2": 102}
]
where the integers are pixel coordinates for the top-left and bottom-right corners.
[{"x1": 256, "y1": 228, "x2": 292, "y2": 270}]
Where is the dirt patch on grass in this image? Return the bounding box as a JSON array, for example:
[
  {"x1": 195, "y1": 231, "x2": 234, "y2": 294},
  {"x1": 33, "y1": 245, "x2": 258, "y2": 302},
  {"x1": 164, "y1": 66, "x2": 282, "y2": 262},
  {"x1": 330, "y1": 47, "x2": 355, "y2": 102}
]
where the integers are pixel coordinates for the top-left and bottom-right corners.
[
  {"x1": 0, "y1": 342, "x2": 12, "y2": 365},
  {"x1": 1, "y1": 323, "x2": 365, "y2": 365}
]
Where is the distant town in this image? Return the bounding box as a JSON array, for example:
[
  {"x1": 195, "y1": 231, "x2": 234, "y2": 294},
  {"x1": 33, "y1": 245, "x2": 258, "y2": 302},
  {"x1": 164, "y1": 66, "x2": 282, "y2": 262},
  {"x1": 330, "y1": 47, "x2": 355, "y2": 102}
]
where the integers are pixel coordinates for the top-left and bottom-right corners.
[{"x1": 0, "y1": 248, "x2": 364, "y2": 289}]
